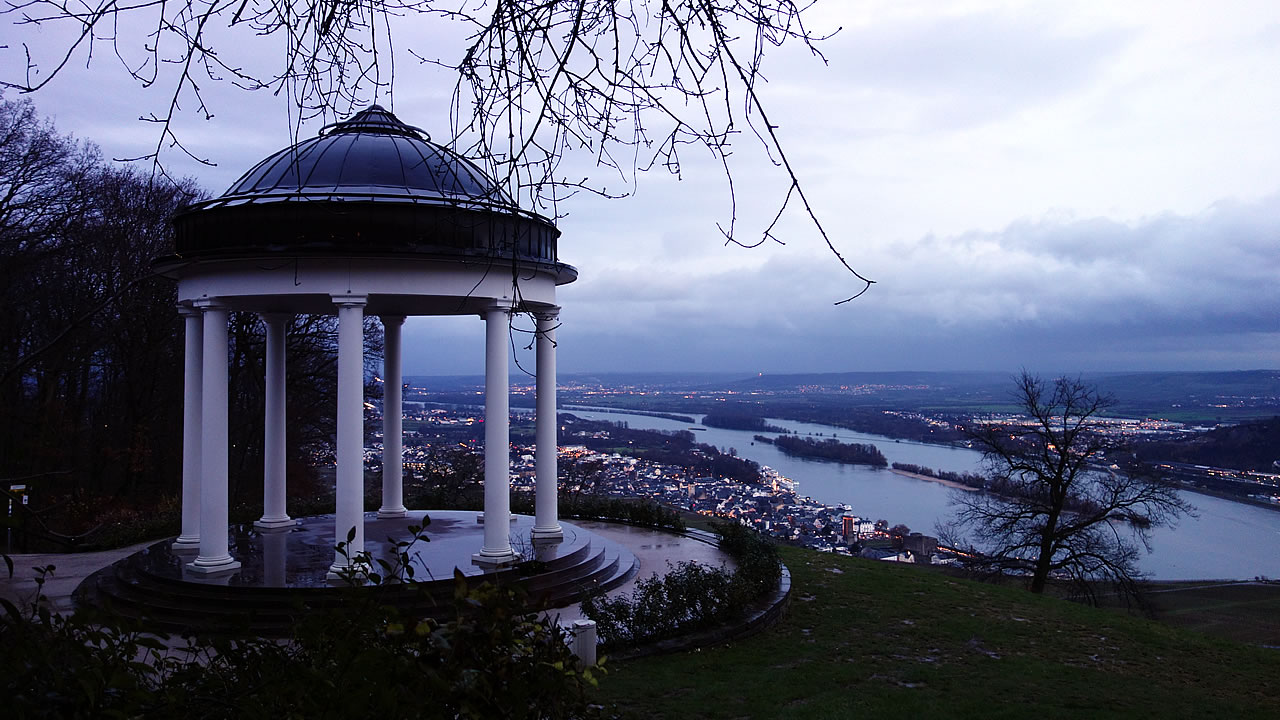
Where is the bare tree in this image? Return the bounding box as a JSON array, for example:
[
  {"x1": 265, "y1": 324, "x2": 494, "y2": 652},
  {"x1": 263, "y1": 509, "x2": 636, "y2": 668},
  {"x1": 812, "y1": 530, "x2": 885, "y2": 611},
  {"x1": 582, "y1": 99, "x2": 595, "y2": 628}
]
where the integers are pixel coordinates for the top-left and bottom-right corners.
[
  {"x1": 948, "y1": 372, "x2": 1191, "y2": 604},
  {"x1": 0, "y1": 95, "x2": 198, "y2": 528},
  {"x1": 3, "y1": 0, "x2": 873, "y2": 300},
  {"x1": 563, "y1": 456, "x2": 606, "y2": 503},
  {"x1": 0, "y1": 96, "x2": 395, "y2": 543}
]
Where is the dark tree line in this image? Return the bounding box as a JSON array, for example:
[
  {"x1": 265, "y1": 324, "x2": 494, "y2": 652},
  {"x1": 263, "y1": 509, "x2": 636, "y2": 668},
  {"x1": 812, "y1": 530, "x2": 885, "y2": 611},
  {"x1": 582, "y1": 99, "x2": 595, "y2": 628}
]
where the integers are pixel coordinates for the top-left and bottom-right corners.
[
  {"x1": 700, "y1": 413, "x2": 787, "y2": 433},
  {"x1": 1133, "y1": 416, "x2": 1280, "y2": 472},
  {"x1": 0, "y1": 97, "x2": 379, "y2": 547},
  {"x1": 562, "y1": 416, "x2": 761, "y2": 484},
  {"x1": 0, "y1": 96, "x2": 195, "y2": 539},
  {"x1": 891, "y1": 463, "x2": 988, "y2": 488},
  {"x1": 583, "y1": 395, "x2": 967, "y2": 445},
  {"x1": 764, "y1": 435, "x2": 888, "y2": 467}
]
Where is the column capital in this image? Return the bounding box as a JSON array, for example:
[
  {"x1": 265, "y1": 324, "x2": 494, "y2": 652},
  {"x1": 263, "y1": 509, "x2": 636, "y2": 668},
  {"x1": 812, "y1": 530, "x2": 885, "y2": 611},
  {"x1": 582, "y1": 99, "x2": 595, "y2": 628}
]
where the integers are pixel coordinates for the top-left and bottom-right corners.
[
  {"x1": 258, "y1": 312, "x2": 294, "y2": 324},
  {"x1": 330, "y1": 294, "x2": 368, "y2": 308},
  {"x1": 532, "y1": 306, "x2": 561, "y2": 322},
  {"x1": 480, "y1": 298, "x2": 515, "y2": 315},
  {"x1": 193, "y1": 298, "x2": 227, "y2": 311},
  {"x1": 177, "y1": 303, "x2": 201, "y2": 318},
  {"x1": 379, "y1": 314, "x2": 406, "y2": 327}
]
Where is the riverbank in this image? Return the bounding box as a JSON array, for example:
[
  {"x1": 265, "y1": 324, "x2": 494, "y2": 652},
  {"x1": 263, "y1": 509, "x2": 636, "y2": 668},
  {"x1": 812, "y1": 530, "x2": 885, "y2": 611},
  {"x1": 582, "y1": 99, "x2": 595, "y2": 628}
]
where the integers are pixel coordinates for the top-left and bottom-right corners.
[
  {"x1": 1175, "y1": 482, "x2": 1280, "y2": 514},
  {"x1": 561, "y1": 405, "x2": 696, "y2": 424},
  {"x1": 889, "y1": 468, "x2": 979, "y2": 492}
]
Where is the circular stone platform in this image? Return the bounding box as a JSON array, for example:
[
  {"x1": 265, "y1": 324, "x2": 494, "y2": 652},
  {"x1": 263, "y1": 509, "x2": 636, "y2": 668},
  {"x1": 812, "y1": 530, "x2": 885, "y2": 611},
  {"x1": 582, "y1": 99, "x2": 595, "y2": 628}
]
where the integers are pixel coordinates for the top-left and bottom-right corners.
[{"x1": 75, "y1": 511, "x2": 639, "y2": 635}]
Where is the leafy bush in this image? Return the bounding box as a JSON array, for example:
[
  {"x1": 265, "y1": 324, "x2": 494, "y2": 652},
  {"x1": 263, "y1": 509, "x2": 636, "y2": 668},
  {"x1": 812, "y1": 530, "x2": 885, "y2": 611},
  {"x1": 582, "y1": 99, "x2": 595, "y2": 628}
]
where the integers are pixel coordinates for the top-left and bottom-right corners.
[
  {"x1": 1, "y1": 531, "x2": 604, "y2": 719},
  {"x1": 402, "y1": 481, "x2": 686, "y2": 533},
  {"x1": 582, "y1": 521, "x2": 781, "y2": 649},
  {"x1": 77, "y1": 504, "x2": 182, "y2": 551},
  {"x1": 712, "y1": 520, "x2": 782, "y2": 599},
  {"x1": 583, "y1": 561, "x2": 735, "y2": 647},
  {"x1": 556, "y1": 496, "x2": 686, "y2": 532}
]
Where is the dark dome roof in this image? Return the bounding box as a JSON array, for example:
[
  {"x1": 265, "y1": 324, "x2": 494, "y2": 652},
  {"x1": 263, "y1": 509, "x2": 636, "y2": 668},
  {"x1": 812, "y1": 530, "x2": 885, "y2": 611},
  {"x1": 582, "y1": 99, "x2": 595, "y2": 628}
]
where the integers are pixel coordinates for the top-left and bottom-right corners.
[
  {"x1": 170, "y1": 106, "x2": 563, "y2": 265},
  {"x1": 223, "y1": 105, "x2": 508, "y2": 204}
]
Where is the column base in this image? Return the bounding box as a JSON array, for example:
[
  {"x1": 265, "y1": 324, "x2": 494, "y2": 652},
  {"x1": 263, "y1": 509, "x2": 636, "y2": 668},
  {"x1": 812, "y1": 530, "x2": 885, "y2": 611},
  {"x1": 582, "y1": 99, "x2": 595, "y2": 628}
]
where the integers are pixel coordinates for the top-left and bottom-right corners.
[
  {"x1": 471, "y1": 550, "x2": 518, "y2": 567},
  {"x1": 254, "y1": 516, "x2": 295, "y2": 530},
  {"x1": 531, "y1": 525, "x2": 564, "y2": 542},
  {"x1": 377, "y1": 507, "x2": 408, "y2": 519},
  {"x1": 171, "y1": 536, "x2": 201, "y2": 552},
  {"x1": 326, "y1": 560, "x2": 371, "y2": 583},
  {"x1": 186, "y1": 557, "x2": 241, "y2": 575},
  {"x1": 255, "y1": 523, "x2": 294, "y2": 536}
]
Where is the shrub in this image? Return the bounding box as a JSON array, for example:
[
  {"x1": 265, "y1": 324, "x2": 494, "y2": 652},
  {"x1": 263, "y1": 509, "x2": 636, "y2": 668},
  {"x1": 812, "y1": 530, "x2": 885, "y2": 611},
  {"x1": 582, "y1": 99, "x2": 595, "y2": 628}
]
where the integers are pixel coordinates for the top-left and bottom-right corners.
[
  {"x1": 712, "y1": 520, "x2": 782, "y2": 599},
  {"x1": 582, "y1": 521, "x2": 781, "y2": 649},
  {"x1": 557, "y1": 496, "x2": 686, "y2": 532},
  {"x1": 402, "y1": 484, "x2": 686, "y2": 533},
  {"x1": 1, "y1": 532, "x2": 604, "y2": 719},
  {"x1": 78, "y1": 504, "x2": 182, "y2": 551}
]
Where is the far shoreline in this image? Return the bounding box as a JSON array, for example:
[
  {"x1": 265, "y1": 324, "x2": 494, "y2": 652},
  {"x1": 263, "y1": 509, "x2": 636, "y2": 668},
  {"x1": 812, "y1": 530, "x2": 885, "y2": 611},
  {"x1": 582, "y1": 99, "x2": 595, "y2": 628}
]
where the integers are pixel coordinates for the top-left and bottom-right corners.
[{"x1": 1176, "y1": 483, "x2": 1280, "y2": 514}]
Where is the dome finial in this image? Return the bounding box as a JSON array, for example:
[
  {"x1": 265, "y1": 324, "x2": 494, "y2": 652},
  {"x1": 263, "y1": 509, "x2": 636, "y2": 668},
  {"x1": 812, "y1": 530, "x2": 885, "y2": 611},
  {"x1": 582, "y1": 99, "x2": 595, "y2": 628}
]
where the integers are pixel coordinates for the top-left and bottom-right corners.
[{"x1": 320, "y1": 105, "x2": 426, "y2": 140}]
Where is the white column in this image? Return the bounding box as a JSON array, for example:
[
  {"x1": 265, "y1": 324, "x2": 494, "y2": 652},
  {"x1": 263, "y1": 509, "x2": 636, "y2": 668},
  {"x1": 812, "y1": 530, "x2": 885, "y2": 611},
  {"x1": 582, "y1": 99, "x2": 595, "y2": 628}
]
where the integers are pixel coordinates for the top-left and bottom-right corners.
[
  {"x1": 378, "y1": 315, "x2": 407, "y2": 518},
  {"x1": 532, "y1": 309, "x2": 563, "y2": 541},
  {"x1": 261, "y1": 525, "x2": 289, "y2": 587},
  {"x1": 330, "y1": 295, "x2": 368, "y2": 575},
  {"x1": 188, "y1": 300, "x2": 240, "y2": 574},
  {"x1": 256, "y1": 313, "x2": 293, "y2": 529},
  {"x1": 474, "y1": 301, "x2": 516, "y2": 565},
  {"x1": 172, "y1": 305, "x2": 203, "y2": 551}
]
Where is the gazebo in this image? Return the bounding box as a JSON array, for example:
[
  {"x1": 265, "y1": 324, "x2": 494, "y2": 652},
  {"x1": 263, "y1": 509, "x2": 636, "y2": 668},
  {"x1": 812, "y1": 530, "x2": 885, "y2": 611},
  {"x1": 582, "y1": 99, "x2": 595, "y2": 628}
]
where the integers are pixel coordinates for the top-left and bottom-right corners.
[{"x1": 157, "y1": 105, "x2": 574, "y2": 576}]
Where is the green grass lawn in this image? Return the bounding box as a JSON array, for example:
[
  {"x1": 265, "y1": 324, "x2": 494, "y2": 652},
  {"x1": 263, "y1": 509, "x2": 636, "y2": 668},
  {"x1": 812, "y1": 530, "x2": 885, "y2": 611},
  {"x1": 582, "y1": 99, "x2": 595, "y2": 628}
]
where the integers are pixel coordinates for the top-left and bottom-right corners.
[
  {"x1": 1135, "y1": 582, "x2": 1280, "y2": 647},
  {"x1": 593, "y1": 546, "x2": 1280, "y2": 719}
]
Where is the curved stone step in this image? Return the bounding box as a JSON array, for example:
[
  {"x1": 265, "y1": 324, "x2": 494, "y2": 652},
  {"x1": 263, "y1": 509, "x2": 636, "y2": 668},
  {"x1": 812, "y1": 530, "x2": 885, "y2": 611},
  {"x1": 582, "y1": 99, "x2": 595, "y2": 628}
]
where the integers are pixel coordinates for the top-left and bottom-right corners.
[{"x1": 74, "y1": 512, "x2": 640, "y2": 637}]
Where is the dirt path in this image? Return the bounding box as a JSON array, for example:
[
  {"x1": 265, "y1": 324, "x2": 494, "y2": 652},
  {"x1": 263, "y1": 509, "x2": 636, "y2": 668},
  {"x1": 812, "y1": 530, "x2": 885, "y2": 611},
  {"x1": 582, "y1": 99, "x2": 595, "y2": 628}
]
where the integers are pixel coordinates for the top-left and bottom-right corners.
[{"x1": 1, "y1": 541, "x2": 154, "y2": 614}]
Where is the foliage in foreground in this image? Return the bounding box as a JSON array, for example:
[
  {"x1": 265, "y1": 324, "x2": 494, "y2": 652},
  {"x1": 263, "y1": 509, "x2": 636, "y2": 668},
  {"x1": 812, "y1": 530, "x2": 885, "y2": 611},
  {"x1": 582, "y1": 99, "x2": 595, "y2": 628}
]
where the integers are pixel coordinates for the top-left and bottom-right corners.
[
  {"x1": 2, "y1": 537, "x2": 602, "y2": 720},
  {"x1": 582, "y1": 521, "x2": 780, "y2": 649}
]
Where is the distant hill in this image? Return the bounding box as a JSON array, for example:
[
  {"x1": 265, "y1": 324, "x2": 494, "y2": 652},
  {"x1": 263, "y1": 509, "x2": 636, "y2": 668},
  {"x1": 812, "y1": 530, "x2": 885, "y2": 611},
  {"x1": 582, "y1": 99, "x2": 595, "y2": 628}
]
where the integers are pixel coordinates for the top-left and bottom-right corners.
[
  {"x1": 403, "y1": 371, "x2": 752, "y2": 391},
  {"x1": 723, "y1": 369, "x2": 1280, "y2": 395},
  {"x1": 403, "y1": 374, "x2": 486, "y2": 391},
  {"x1": 1088, "y1": 370, "x2": 1280, "y2": 404},
  {"x1": 1083, "y1": 370, "x2": 1280, "y2": 422},
  {"x1": 723, "y1": 370, "x2": 1010, "y2": 392},
  {"x1": 404, "y1": 369, "x2": 1280, "y2": 423},
  {"x1": 1134, "y1": 416, "x2": 1280, "y2": 471},
  {"x1": 719, "y1": 370, "x2": 1280, "y2": 422}
]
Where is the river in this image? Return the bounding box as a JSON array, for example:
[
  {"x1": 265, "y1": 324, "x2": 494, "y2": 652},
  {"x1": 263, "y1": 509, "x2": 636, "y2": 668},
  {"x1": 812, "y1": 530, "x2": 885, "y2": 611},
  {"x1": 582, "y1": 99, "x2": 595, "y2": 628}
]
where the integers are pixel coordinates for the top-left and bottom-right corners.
[{"x1": 564, "y1": 407, "x2": 1280, "y2": 580}]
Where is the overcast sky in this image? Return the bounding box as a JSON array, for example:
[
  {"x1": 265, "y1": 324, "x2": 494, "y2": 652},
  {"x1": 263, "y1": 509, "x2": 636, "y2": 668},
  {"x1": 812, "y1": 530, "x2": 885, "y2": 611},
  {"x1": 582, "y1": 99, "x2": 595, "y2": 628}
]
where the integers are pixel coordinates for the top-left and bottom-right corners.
[{"x1": 5, "y1": 0, "x2": 1279, "y2": 377}]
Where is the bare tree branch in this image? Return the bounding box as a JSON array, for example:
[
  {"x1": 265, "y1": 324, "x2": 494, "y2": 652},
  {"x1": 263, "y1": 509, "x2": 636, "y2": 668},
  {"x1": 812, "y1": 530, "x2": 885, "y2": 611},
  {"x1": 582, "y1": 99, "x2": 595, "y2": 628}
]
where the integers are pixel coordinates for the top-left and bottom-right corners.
[
  {"x1": 2, "y1": 0, "x2": 875, "y2": 301},
  {"x1": 949, "y1": 371, "x2": 1193, "y2": 604}
]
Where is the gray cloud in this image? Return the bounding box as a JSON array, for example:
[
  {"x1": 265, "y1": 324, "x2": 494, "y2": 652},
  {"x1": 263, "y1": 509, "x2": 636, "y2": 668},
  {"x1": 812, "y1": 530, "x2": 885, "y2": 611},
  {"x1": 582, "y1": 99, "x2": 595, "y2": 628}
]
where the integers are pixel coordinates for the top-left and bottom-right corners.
[
  {"x1": 7, "y1": 2, "x2": 1278, "y2": 378},
  {"x1": 555, "y1": 191, "x2": 1280, "y2": 374}
]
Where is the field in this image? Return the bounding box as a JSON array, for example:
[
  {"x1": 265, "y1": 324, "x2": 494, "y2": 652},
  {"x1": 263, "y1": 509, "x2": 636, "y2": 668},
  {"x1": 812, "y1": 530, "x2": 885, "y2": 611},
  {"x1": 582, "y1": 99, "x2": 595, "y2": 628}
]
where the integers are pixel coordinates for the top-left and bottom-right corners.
[
  {"x1": 594, "y1": 545, "x2": 1280, "y2": 719},
  {"x1": 1128, "y1": 581, "x2": 1280, "y2": 647}
]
